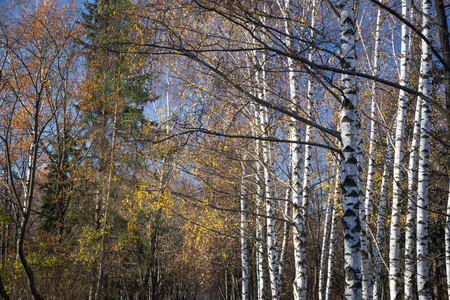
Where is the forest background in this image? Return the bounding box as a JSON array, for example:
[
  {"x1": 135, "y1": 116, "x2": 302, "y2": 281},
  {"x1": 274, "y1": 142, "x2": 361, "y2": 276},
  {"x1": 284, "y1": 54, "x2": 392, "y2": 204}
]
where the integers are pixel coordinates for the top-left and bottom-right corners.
[{"x1": 0, "y1": 0, "x2": 449, "y2": 299}]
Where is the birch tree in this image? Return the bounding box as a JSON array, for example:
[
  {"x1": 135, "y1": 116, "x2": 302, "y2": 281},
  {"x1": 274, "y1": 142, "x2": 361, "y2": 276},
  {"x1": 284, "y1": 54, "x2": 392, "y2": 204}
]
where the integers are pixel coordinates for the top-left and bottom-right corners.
[
  {"x1": 405, "y1": 86, "x2": 422, "y2": 300},
  {"x1": 319, "y1": 172, "x2": 339, "y2": 300},
  {"x1": 373, "y1": 138, "x2": 393, "y2": 300},
  {"x1": 389, "y1": 0, "x2": 411, "y2": 298},
  {"x1": 276, "y1": 0, "x2": 308, "y2": 298},
  {"x1": 339, "y1": 1, "x2": 362, "y2": 298},
  {"x1": 240, "y1": 157, "x2": 249, "y2": 300},
  {"x1": 416, "y1": 1, "x2": 433, "y2": 298}
]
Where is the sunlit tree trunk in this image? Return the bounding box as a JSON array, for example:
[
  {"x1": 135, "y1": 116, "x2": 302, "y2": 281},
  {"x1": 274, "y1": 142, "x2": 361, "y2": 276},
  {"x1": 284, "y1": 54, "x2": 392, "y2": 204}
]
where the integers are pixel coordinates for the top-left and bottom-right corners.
[
  {"x1": 404, "y1": 93, "x2": 422, "y2": 300},
  {"x1": 416, "y1": 1, "x2": 432, "y2": 298},
  {"x1": 262, "y1": 111, "x2": 280, "y2": 300},
  {"x1": 288, "y1": 1, "x2": 316, "y2": 298},
  {"x1": 365, "y1": 0, "x2": 382, "y2": 233},
  {"x1": 389, "y1": 0, "x2": 410, "y2": 298},
  {"x1": 291, "y1": 122, "x2": 305, "y2": 300},
  {"x1": 240, "y1": 156, "x2": 250, "y2": 300},
  {"x1": 363, "y1": 7, "x2": 384, "y2": 300},
  {"x1": 258, "y1": 44, "x2": 280, "y2": 299},
  {"x1": 339, "y1": 1, "x2": 362, "y2": 298},
  {"x1": 325, "y1": 170, "x2": 339, "y2": 300},
  {"x1": 404, "y1": 3, "x2": 419, "y2": 300},
  {"x1": 373, "y1": 139, "x2": 393, "y2": 300},
  {"x1": 359, "y1": 7, "x2": 383, "y2": 300},
  {"x1": 278, "y1": 186, "x2": 291, "y2": 288},
  {"x1": 254, "y1": 104, "x2": 267, "y2": 300},
  {"x1": 250, "y1": 48, "x2": 268, "y2": 300},
  {"x1": 319, "y1": 173, "x2": 338, "y2": 300},
  {"x1": 276, "y1": 0, "x2": 307, "y2": 298},
  {"x1": 358, "y1": 117, "x2": 371, "y2": 300},
  {"x1": 363, "y1": 7, "x2": 383, "y2": 300}
]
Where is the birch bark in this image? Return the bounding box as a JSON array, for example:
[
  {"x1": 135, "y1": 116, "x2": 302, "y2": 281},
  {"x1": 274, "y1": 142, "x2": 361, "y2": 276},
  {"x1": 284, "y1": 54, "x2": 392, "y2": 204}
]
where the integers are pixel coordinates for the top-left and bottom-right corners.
[
  {"x1": 325, "y1": 171, "x2": 339, "y2": 300},
  {"x1": 404, "y1": 4, "x2": 419, "y2": 299},
  {"x1": 255, "y1": 149, "x2": 267, "y2": 300},
  {"x1": 364, "y1": 0, "x2": 383, "y2": 230},
  {"x1": 253, "y1": 60, "x2": 267, "y2": 300},
  {"x1": 389, "y1": 0, "x2": 410, "y2": 298},
  {"x1": 339, "y1": 1, "x2": 362, "y2": 298},
  {"x1": 240, "y1": 156, "x2": 250, "y2": 300},
  {"x1": 361, "y1": 7, "x2": 383, "y2": 300},
  {"x1": 319, "y1": 173, "x2": 338, "y2": 300},
  {"x1": 416, "y1": 1, "x2": 433, "y2": 298},
  {"x1": 358, "y1": 118, "x2": 371, "y2": 300},
  {"x1": 295, "y1": 0, "x2": 316, "y2": 295},
  {"x1": 373, "y1": 139, "x2": 393, "y2": 300},
  {"x1": 278, "y1": 186, "x2": 291, "y2": 287},
  {"x1": 259, "y1": 53, "x2": 281, "y2": 299},
  {"x1": 404, "y1": 94, "x2": 422, "y2": 300},
  {"x1": 276, "y1": 0, "x2": 307, "y2": 298}
]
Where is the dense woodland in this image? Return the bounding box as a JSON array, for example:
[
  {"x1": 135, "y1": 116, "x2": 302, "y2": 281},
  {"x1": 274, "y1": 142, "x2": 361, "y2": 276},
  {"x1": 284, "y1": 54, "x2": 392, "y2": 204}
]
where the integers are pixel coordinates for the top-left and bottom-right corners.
[{"x1": 0, "y1": 0, "x2": 449, "y2": 299}]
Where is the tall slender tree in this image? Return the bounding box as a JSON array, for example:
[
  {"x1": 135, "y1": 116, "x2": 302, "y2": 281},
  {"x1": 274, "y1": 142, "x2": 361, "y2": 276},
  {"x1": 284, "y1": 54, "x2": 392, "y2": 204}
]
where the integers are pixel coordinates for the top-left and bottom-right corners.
[
  {"x1": 416, "y1": 1, "x2": 433, "y2": 298},
  {"x1": 339, "y1": 1, "x2": 362, "y2": 298},
  {"x1": 389, "y1": 0, "x2": 411, "y2": 298}
]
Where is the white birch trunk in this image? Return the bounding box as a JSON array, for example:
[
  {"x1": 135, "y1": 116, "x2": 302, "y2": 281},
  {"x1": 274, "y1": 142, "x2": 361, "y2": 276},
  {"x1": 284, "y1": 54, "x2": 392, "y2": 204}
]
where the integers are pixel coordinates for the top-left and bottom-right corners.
[
  {"x1": 325, "y1": 171, "x2": 339, "y2": 300},
  {"x1": 291, "y1": 131, "x2": 305, "y2": 300},
  {"x1": 278, "y1": 186, "x2": 291, "y2": 287},
  {"x1": 362, "y1": 8, "x2": 383, "y2": 300},
  {"x1": 259, "y1": 47, "x2": 280, "y2": 299},
  {"x1": 277, "y1": 0, "x2": 308, "y2": 297},
  {"x1": 340, "y1": 1, "x2": 361, "y2": 299},
  {"x1": 404, "y1": 3, "x2": 419, "y2": 299},
  {"x1": 319, "y1": 201, "x2": 332, "y2": 300},
  {"x1": 296, "y1": 1, "x2": 316, "y2": 297},
  {"x1": 255, "y1": 154, "x2": 267, "y2": 300},
  {"x1": 324, "y1": 202, "x2": 337, "y2": 300},
  {"x1": 416, "y1": 1, "x2": 432, "y2": 298},
  {"x1": 254, "y1": 65, "x2": 267, "y2": 300},
  {"x1": 319, "y1": 174, "x2": 338, "y2": 300},
  {"x1": 404, "y1": 94, "x2": 422, "y2": 300},
  {"x1": 373, "y1": 139, "x2": 393, "y2": 300},
  {"x1": 240, "y1": 157, "x2": 250, "y2": 300},
  {"x1": 358, "y1": 119, "x2": 371, "y2": 300},
  {"x1": 389, "y1": 0, "x2": 410, "y2": 298},
  {"x1": 364, "y1": 0, "x2": 383, "y2": 226},
  {"x1": 263, "y1": 135, "x2": 280, "y2": 300}
]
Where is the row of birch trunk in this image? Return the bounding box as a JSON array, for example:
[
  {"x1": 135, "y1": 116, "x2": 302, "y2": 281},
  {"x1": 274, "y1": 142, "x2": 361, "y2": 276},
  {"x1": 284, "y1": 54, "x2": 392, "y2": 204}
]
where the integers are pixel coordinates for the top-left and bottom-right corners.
[{"x1": 234, "y1": 0, "x2": 449, "y2": 299}]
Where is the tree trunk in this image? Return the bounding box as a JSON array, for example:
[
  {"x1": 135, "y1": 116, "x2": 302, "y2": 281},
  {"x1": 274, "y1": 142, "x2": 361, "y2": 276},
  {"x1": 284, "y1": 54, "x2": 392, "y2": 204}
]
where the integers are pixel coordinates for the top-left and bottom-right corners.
[
  {"x1": 240, "y1": 157, "x2": 250, "y2": 300},
  {"x1": 365, "y1": 0, "x2": 383, "y2": 232},
  {"x1": 363, "y1": 7, "x2": 383, "y2": 300},
  {"x1": 278, "y1": 186, "x2": 291, "y2": 287},
  {"x1": 404, "y1": 95, "x2": 422, "y2": 300},
  {"x1": 339, "y1": 1, "x2": 362, "y2": 298},
  {"x1": 358, "y1": 118, "x2": 371, "y2": 300},
  {"x1": 319, "y1": 174, "x2": 338, "y2": 300},
  {"x1": 389, "y1": 0, "x2": 411, "y2": 298},
  {"x1": 373, "y1": 139, "x2": 393, "y2": 300},
  {"x1": 416, "y1": 2, "x2": 433, "y2": 298},
  {"x1": 325, "y1": 171, "x2": 339, "y2": 300},
  {"x1": 254, "y1": 115, "x2": 267, "y2": 300}
]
